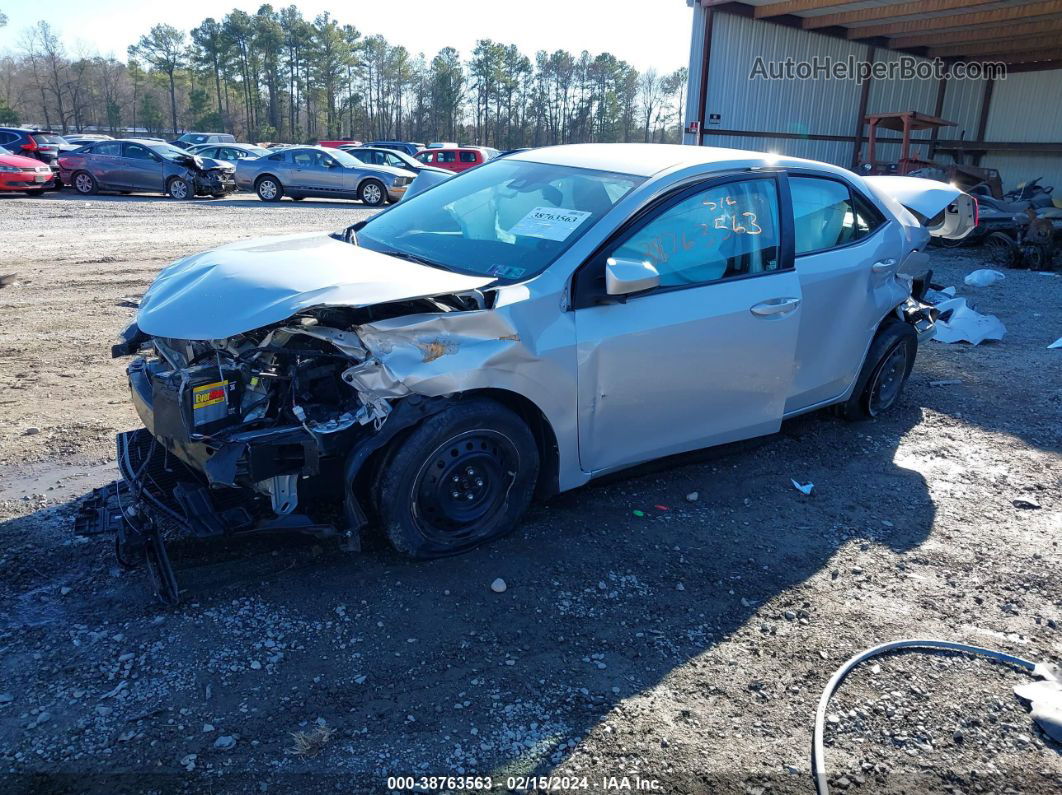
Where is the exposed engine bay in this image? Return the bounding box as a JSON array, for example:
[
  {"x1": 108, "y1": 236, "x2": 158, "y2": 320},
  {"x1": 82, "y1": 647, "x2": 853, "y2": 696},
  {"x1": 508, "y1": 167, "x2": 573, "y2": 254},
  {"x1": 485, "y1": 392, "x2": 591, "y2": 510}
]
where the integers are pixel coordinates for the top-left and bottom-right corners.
[
  {"x1": 80, "y1": 288, "x2": 511, "y2": 603},
  {"x1": 175, "y1": 153, "x2": 236, "y2": 196}
]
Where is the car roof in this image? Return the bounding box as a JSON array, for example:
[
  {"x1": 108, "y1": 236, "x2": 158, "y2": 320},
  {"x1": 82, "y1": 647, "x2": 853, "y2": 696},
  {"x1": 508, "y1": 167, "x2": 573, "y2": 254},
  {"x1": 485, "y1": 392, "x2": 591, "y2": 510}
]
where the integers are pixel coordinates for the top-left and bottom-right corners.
[{"x1": 506, "y1": 142, "x2": 854, "y2": 179}]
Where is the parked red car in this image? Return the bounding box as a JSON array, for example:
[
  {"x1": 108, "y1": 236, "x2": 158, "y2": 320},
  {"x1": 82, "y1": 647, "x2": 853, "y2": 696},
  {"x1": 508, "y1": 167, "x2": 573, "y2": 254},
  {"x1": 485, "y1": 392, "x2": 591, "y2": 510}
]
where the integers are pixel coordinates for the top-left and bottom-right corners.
[
  {"x1": 414, "y1": 146, "x2": 498, "y2": 173},
  {"x1": 0, "y1": 145, "x2": 56, "y2": 194}
]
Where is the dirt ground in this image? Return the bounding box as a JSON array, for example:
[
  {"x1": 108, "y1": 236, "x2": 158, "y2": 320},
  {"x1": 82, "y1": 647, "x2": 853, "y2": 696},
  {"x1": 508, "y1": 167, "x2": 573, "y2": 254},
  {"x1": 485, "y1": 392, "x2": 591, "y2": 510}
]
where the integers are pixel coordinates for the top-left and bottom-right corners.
[{"x1": 0, "y1": 191, "x2": 1059, "y2": 794}]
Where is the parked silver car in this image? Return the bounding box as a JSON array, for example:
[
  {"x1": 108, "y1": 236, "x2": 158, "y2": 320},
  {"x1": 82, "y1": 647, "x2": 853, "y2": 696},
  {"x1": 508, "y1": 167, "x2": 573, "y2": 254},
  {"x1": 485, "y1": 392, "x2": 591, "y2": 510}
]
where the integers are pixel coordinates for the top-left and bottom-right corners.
[
  {"x1": 98, "y1": 143, "x2": 974, "y2": 601},
  {"x1": 234, "y1": 145, "x2": 415, "y2": 205},
  {"x1": 58, "y1": 139, "x2": 236, "y2": 199}
]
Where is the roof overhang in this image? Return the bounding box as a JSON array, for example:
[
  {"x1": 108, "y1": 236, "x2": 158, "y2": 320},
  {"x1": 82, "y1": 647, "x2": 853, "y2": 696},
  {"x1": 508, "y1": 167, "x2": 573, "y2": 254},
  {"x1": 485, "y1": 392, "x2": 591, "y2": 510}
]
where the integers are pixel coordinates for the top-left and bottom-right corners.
[{"x1": 700, "y1": 0, "x2": 1062, "y2": 72}]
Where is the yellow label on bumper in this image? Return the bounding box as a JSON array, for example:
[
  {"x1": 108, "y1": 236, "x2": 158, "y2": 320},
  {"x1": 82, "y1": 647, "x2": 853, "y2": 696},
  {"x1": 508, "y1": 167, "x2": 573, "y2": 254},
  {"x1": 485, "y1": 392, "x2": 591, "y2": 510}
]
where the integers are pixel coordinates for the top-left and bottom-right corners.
[{"x1": 192, "y1": 380, "x2": 228, "y2": 409}]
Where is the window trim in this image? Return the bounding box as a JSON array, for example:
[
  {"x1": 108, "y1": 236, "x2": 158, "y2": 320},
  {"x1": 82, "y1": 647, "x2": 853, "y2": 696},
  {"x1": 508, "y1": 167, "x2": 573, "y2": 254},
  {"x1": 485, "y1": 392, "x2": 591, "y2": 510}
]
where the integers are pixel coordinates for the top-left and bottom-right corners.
[
  {"x1": 784, "y1": 170, "x2": 888, "y2": 259},
  {"x1": 570, "y1": 170, "x2": 794, "y2": 310}
]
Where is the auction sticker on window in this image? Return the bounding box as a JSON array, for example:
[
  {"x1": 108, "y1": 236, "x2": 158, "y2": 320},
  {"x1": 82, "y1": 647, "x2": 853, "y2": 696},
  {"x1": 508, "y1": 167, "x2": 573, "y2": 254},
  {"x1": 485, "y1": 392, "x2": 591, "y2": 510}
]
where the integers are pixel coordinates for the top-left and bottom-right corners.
[{"x1": 508, "y1": 207, "x2": 592, "y2": 241}]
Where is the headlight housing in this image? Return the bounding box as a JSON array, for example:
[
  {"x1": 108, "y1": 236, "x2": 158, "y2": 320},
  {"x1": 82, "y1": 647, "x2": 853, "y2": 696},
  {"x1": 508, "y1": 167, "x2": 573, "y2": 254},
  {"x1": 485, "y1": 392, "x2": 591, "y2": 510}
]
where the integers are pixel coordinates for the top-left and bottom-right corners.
[{"x1": 0, "y1": 165, "x2": 22, "y2": 173}]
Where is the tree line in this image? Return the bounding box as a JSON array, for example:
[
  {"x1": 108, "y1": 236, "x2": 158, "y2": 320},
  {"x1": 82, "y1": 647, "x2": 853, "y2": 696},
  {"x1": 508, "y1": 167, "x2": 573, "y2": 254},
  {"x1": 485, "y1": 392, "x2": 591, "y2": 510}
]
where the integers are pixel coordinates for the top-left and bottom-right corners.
[{"x1": 0, "y1": 5, "x2": 688, "y2": 148}]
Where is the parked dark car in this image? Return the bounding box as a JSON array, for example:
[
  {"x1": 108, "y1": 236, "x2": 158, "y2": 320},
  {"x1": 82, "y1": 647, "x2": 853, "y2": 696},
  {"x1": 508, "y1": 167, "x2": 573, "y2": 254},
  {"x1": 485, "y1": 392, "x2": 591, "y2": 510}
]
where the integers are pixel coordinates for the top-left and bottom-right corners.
[
  {"x1": 58, "y1": 139, "x2": 236, "y2": 199},
  {"x1": 0, "y1": 128, "x2": 77, "y2": 186},
  {"x1": 362, "y1": 140, "x2": 423, "y2": 156},
  {"x1": 340, "y1": 145, "x2": 449, "y2": 175},
  {"x1": 170, "y1": 132, "x2": 237, "y2": 149}
]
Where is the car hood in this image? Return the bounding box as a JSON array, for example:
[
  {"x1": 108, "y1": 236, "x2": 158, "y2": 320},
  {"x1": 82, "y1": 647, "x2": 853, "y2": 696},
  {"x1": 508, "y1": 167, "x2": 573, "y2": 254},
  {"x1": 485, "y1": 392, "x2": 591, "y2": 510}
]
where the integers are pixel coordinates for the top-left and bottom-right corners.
[
  {"x1": 0, "y1": 152, "x2": 49, "y2": 168},
  {"x1": 135, "y1": 232, "x2": 495, "y2": 340},
  {"x1": 358, "y1": 163, "x2": 416, "y2": 178}
]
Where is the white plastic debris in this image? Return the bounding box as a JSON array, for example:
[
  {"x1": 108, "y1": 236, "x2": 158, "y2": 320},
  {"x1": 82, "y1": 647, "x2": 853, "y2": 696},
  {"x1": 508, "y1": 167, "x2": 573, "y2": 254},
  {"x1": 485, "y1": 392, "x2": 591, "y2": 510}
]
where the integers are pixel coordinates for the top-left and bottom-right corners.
[
  {"x1": 791, "y1": 480, "x2": 814, "y2": 496},
  {"x1": 490, "y1": 578, "x2": 507, "y2": 593},
  {"x1": 932, "y1": 297, "x2": 1006, "y2": 344},
  {"x1": 1049, "y1": 337, "x2": 1062, "y2": 349},
  {"x1": 924, "y1": 285, "x2": 956, "y2": 305},
  {"x1": 963, "y1": 269, "x2": 1005, "y2": 287}
]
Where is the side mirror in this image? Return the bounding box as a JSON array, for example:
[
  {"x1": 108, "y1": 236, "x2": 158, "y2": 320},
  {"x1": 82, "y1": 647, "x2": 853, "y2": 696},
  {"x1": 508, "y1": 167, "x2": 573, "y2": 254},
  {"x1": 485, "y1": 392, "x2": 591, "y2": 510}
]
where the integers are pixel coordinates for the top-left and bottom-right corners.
[{"x1": 605, "y1": 257, "x2": 660, "y2": 296}]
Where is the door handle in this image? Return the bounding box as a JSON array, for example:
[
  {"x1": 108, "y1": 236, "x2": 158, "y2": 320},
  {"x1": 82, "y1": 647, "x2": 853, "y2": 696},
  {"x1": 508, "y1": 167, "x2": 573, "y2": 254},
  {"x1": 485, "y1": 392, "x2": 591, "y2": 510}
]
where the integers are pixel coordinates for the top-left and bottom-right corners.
[
  {"x1": 750, "y1": 297, "x2": 801, "y2": 317},
  {"x1": 871, "y1": 259, "x2": 897, "y2": 274}
]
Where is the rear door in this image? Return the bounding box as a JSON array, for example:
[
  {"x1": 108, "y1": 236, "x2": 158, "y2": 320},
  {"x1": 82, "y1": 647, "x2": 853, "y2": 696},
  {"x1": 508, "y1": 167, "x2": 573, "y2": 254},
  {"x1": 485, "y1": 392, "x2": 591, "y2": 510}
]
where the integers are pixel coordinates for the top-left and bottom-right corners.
[
  {"x1": 85, "y1": 141, "x2": 124, "y2": 188},
  {"x1": 573, "y1": 173, "x2": 802, "y2": 473},
  {"x1": 783, "y1": 173, "x2": 901, "y2": 413}
]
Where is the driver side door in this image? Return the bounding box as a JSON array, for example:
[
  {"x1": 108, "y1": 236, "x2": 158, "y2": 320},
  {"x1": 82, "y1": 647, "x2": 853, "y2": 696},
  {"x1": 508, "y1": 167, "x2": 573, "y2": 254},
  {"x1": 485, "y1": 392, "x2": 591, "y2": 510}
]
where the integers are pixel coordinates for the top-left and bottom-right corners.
[{"x1": 573, "y1": 173, "x2": 803, "y2": 474}]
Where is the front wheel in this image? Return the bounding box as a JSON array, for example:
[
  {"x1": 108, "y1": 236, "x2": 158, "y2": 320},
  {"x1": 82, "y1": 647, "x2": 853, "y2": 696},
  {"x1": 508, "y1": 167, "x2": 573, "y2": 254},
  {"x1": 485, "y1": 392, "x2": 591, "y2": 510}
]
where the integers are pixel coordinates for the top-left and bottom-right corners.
[
  {"x1": 840, "y1": 320, "x2": 917, "y2": 421},
  {"x1": 166, "y1": 177, "x2": 192, "y2": 200},
  {"x1": 358, "y1": 179, "x2": 386, "y2": 207},
  {"x1": 373, "y1": 399, "x2": 539, "y2": 558}
]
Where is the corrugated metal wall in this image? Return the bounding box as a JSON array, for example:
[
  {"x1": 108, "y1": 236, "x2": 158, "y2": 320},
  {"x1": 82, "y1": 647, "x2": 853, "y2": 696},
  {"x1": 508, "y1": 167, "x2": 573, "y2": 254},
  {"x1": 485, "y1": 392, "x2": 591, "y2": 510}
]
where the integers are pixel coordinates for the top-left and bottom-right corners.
[{"x1": 688, "y1": 9, "x2": 1062, "y2": 191}]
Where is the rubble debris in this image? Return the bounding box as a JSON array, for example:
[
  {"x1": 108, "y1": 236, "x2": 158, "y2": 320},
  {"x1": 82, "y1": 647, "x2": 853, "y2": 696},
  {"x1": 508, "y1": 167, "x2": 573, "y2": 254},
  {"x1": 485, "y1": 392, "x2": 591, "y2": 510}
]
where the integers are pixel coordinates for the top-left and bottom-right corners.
[
  {"x1": 963, "y1": 269, "x2": 1006, "y2": 287},
  {"x1": 791, "y1": 480, "x2": 814, "y2": 496},
  {"x1": 932, "y1": 297, "x2": 1006, "y2": 344},
  {"x1": 490, "y1": 578, "x2": 507, "y2": 593}
]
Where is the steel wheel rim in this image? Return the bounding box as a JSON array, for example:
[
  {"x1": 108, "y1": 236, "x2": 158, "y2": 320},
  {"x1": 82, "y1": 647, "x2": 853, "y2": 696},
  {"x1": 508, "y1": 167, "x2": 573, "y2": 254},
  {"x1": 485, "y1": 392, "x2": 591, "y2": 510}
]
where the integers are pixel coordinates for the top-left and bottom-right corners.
[
  {"x1": 868, "y1": 342, "x2": 908, "y2": 416},
  {"x1": 75, "y1": 173, "x2": 92, "y2": 193},
  {"x1": 410, "y1": 429, "x2": 519, "y2": 546},
  {"x1": 170, "y1": 179, "x2": 188, "y2": 199},
  {"x1": 362, "y1": 183, "x2": 382, "y2": 205},
  {"x1": 259, "y1": 180, "x2": 277, "y2": 199}
]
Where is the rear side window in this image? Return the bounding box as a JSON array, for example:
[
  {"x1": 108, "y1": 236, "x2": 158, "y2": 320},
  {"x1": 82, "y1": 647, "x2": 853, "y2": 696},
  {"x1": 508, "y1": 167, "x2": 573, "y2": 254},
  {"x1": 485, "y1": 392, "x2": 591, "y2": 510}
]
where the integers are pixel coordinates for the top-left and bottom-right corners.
[
  {"x1": 790, "y1": 176, "x2": 884, "y2": 255},
  {"x1": 268, "y1": 152, "x2": 285, "y2": 162},
  {"x1": 92, "y1": 142, "x2": 122, "y2": 156},
  {"x1": 436, "y1": 151, "x2": 456, "y2": 163},
  {"x1": 609, "y1": 178, "x2": 782, "y2": 288},
  {"x1": 32, "y1": 133, "x2": 66, "y2": 145},
  {"x1": 459, "y1": 151, "x2": 478, "y2": 163}
]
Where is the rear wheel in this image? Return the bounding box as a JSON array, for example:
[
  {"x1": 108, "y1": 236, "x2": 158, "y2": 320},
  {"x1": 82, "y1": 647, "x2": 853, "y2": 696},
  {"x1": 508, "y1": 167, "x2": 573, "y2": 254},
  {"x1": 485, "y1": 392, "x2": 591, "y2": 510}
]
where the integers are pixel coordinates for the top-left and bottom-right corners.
[
  {"x1": 358, "y1": 179, "x2": 385, "y2": 207},
  {"x1": 256, "y1": 176, "x2": 283, "y2": 202},
  {"x1": 374, "y1": 399, "x2": 538, "y2": 558},
  {"x1": 166, "y1": 177, "x2": 192, "y2": 200},
  {"x1": 984, "y1": 231, "x2": 1019, "y2": 268},
  {"x1": 840, "y1": 320, "x2": 917, "y2": 421},
  {"x1": 73, "y1": 171, "x2": 98, "y2": 195}
]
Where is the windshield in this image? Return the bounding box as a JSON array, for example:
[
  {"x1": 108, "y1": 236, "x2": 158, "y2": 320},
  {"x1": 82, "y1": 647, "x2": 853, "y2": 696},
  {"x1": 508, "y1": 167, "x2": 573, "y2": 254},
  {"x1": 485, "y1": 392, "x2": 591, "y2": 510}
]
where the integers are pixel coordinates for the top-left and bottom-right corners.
[
  {"x1": 356, "y1": 159, "x2": 643, "y2": 281},
  {"x1": 149, "y1": 142, "x2": 197, "y2": 161},
  {"x1": 327, "y1": 148, "x2": 362, "y2": 167},
  {"x1": 0, "y1": 145, "x2": 10, "y2": 155}
]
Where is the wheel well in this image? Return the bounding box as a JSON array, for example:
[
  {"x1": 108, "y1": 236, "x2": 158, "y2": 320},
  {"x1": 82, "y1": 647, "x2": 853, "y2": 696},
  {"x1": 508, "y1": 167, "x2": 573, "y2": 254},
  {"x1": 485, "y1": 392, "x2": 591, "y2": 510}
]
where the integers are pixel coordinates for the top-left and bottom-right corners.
[
  {"x1": 255, "y1": 173, "x2": 279, "y2": 186},
  {"x1": 358, "y1": 177, "x2": 384, "y2": 191},
  {"x1": 461, "y1": 388, "x2": 560, "y2": 498}
]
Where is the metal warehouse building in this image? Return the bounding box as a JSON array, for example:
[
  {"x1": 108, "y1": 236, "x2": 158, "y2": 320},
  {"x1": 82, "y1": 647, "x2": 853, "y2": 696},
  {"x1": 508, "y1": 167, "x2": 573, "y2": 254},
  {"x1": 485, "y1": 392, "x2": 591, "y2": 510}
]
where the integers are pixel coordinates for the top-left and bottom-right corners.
[{"x1": 681, "y1": 0, "x2": 1062, "y2": 191}]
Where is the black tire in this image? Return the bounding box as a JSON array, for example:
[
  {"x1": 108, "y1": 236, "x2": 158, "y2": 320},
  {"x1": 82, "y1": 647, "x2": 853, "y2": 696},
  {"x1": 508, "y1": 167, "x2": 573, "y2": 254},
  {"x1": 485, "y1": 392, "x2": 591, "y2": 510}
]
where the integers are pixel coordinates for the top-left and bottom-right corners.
[
  {"x1": 211, "y1": 192, "x2": 226, "y2": 199},
  {"x1": 984, "y1": 231, "x2": 1019, "y2": 268},
  {"x1": 23, "y1": 188, "x2": 46, "y2": 196},
  {"x1": 290, "y1": 195, "x2": 305, "y2": 201},
  {"x1": 166, "y1": 177, "x2": 192, "y2": 200},
  {"x1": 256, "y1": 175, "x2": 283, "y2": 202},
  {"x1": 72, "y1": 171, "x2": 98, "y2": 195},
  {"x1": 374, "y1": 399, "x2": 539, "y2": 558},
  {"x1": 358, "y1": 179, "x2": 386, "y2": 207},
  {"x1": 840, "y1": 320, "x2": 917, "y2": 421}
]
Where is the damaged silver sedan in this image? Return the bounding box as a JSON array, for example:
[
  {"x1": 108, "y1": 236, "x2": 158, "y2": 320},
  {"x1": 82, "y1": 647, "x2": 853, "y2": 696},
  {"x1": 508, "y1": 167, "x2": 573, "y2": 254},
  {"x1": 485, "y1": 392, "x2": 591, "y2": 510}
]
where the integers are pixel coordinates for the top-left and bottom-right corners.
[{"x1": 86, "y1": 143, "x2": 974, "y2": 602}]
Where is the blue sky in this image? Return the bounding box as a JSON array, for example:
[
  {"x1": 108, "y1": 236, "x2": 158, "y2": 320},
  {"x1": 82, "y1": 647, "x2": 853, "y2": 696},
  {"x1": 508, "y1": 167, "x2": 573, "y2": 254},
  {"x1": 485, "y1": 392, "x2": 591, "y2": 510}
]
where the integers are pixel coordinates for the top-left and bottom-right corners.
[{"x1": 0, "y1": 0, "x2": 694, "y2": 74}]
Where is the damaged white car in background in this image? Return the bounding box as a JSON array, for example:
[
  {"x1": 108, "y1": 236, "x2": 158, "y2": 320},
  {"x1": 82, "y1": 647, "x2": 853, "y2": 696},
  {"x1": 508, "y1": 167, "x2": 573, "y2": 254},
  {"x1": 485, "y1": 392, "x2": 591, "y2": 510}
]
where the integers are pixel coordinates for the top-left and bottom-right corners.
[{"x1": 81, "y1": 143, "x2": 975, "y2": 602}]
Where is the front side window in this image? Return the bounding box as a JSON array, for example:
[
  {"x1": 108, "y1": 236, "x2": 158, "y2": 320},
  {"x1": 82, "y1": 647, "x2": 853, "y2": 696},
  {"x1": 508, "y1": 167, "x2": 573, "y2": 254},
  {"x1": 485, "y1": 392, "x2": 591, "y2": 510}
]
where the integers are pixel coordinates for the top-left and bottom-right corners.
[
  {"x1": 610, "y1": 178, "x2": 782, "y2": 288},
  {"x1": 357, "y1": 159, "x2": 643, "y2": 281},
  {"x1": 124, "y1": 143, "x2": 158, "y2": 161},
  {"x1": 790, "y1": 176, "x2": 881, "y2": 255},
  {"x1": 436, "y1": 151, "x2": 456, "y2": 163},
  {"x1": 459, "y1": 151, "x2": 478, "y2": 163}
]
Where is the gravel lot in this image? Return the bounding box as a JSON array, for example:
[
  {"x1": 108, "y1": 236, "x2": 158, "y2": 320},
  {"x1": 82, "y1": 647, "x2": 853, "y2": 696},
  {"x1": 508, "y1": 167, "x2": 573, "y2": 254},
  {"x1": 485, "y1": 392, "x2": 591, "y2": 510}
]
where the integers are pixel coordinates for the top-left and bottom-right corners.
[{"x1": 0, "y1": 191, "x2": 1059, "y2": 793}]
